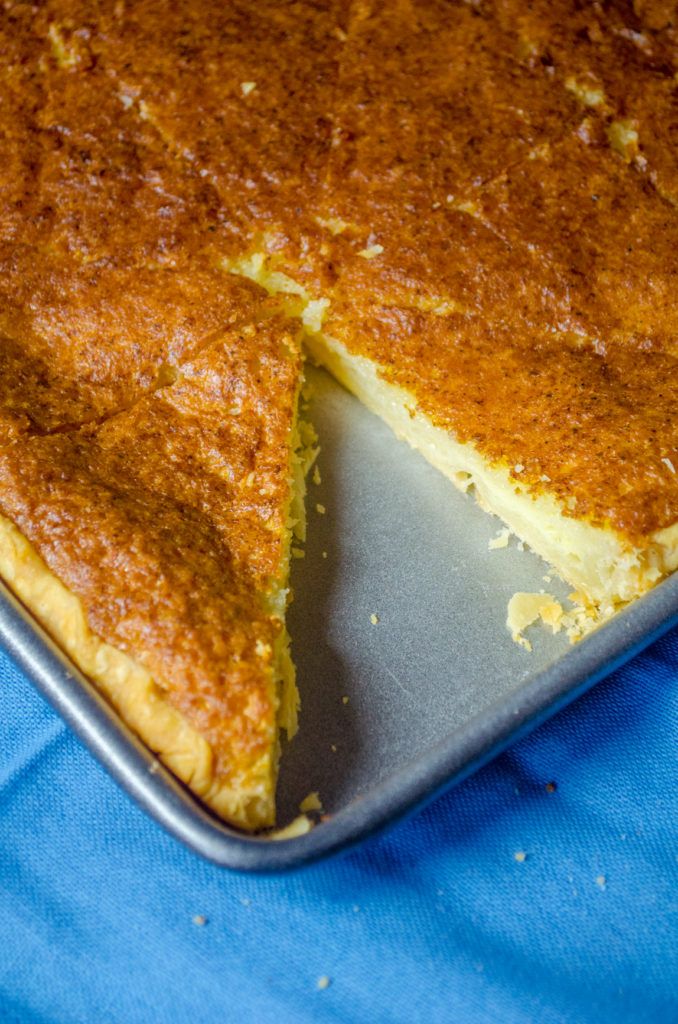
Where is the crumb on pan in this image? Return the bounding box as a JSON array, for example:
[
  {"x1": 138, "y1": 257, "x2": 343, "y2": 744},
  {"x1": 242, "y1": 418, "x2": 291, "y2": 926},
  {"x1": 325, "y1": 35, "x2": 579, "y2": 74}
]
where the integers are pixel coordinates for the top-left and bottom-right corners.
[
  {"x1": 506, "y1": 592, "x2": 565, "y2": 651},
  {"x1": 269, "y1": 814, "x2": 313, "y2": 841},
  {"x1": 299, "y1": 791, "x2": 323, "y2": 813},
  {"x1": 507, "y1": 589, "x2": 610, "y2": 650},
  {"x1": 488, "y1": 527, "x2": 511, "y2": 550},
  {"x1": 370, "y1": 613, "x2": 379, "y2": 624}
]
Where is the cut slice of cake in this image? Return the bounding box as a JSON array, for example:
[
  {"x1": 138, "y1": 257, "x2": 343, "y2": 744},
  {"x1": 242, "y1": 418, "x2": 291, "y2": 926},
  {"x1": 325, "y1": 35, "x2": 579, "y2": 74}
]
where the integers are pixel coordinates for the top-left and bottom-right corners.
[
  {"x1": 301, "y1": 0, "x2": 678, "y2": 613},
  {"x1": 303, "y1": 325, "x2": 678, "y2": 610},
  {"x1": 0, "y1": 314, "x2": 309, "y2": 829},
  {"x1": 226, "y1": 246, "x2": 678, "y2": 610},
  {"x1": 0, "y1": 8, "x2": 315, "y2": 830}
]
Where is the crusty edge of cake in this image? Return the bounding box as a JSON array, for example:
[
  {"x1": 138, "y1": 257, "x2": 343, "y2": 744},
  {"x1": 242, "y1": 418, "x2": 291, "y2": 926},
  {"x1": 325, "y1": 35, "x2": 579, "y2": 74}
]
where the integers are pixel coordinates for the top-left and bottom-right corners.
[
  {"x1": 0, "y1": 389, "x2": 311, "y2": 833},
  {"x1": 304, "y1": 329, "x2": 678, "y2": 609}
]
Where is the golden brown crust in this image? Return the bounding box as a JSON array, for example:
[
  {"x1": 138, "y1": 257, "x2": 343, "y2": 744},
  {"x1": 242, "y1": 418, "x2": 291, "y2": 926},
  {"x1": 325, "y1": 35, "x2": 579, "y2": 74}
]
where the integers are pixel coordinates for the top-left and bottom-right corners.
[
  {"x1": 40, "y1": 0, "x2": 348, "y2": 287},
  {"x1": 323, "y1": 303, "x2": 678, "y2": 541},
  {"x1": 318, "y1": 0, "x2": 678, "y2": 542},
  {"x1": 0, "y1": 11, "x2": 271, "y2": 438},
  {"x1": 0, "y1": 511, "x2": 276, "y2": 829},
  {"x1": 0, "y1": 316, "x2": 303, "y2": 801},
  {"x1": 492, "y1": 1, "x2": 678, "y2": 202}
]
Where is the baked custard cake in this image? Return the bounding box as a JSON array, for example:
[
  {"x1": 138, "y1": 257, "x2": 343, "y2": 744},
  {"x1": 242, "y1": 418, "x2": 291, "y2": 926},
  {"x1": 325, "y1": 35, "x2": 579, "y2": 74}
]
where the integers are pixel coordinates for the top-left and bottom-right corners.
[
  {"x1": 0, "y1": 5, "x2": 314, "y2": 830},
  {"x1": 1, "y1": 0, "x2": 677, "y2": 828},
  {"x1": 308, "y1": 0, "x2": 678, "y2": 609},
  {"x1": 0, "y1": 313, "x2": 306, "y2": 830}
]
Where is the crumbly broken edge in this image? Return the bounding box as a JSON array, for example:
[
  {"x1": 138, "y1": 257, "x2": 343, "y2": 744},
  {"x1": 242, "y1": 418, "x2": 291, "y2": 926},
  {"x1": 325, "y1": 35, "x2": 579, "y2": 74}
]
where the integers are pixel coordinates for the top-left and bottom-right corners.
[
  {"x1": 506, "y1": 587, "x2": 620, "y2": 651},
  {"x1": 0, "y1": 379, "x2": 314, "y2": 832},
  {"x1": 303, "y1": 331, "x2": 678, "y2": 609},
  {"x1": 224, "y1": 248, "x2": 678, "y2": 653},
  {"x1": 224, "y1": 250, "x2": 678, "y2": 609}
]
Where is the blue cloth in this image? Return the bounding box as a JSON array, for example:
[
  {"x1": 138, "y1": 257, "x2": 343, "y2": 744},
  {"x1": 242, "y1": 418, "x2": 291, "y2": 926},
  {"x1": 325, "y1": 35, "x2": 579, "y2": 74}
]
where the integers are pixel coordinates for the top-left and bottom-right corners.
[{"x1": 1, "y1": 633, "x2": 676, "y2": 1024}]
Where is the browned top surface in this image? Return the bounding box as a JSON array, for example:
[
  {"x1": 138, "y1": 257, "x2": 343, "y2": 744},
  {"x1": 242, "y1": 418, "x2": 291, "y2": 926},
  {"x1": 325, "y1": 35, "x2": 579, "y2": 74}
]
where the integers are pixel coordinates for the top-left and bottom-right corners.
[
  {"x1": 47, "y1": 0, "x2": 348, "y2": 284},
  {"x1": 0, "y1": 315, "x2": 302, "y2": 785},
  {"x1": 320, "y1": 0, "x2": 678, "y2": 539},
  {"x1": 0, "y1": 0, "x2": 334, "y2": 795},
  {"x1": 0, "y1": 7, "x2": 272, "y2": 439},
  {"x1": 1, "y1": 0, "x2": 678, "y2": 791}
]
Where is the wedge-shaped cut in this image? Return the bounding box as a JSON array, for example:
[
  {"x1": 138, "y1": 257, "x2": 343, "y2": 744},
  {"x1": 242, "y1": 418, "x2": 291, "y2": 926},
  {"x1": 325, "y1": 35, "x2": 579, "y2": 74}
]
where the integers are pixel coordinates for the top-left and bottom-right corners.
[{"x1": 0, "y1": 315, "x2": 305, "y2": 829}]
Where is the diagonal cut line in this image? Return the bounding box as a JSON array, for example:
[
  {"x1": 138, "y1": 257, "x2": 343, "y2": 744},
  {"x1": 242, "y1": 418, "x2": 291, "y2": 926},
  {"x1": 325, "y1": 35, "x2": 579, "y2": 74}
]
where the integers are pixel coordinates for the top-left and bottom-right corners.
[{"x1": 19, "y1": 295, "x2": 293, "y2": 441}]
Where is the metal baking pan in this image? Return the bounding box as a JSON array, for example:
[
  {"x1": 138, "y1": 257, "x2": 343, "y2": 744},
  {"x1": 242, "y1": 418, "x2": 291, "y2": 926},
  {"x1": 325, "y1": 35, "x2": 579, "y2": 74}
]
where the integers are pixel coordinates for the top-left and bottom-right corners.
[{"x1": 2, "y1": 366, "x2": 677, "y2": 871}]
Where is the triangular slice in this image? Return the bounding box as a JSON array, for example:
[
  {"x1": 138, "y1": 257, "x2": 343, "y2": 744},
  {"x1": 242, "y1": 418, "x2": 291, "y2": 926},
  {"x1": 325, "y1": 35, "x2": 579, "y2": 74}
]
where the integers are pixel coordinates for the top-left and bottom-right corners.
[{"x1": 0, "y1": 314, "x2": 308, "y2": 829}]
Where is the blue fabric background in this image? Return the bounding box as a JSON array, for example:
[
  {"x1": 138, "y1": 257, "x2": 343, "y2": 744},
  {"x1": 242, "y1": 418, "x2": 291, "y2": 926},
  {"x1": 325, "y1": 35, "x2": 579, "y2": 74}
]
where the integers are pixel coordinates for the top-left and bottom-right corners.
[{"x1": 1, "y1": 633, "x2": 676, "y2": 1024}]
